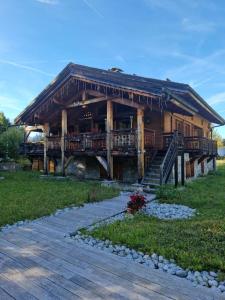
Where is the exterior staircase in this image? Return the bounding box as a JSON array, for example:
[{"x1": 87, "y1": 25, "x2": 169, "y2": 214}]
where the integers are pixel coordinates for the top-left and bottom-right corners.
[
  {"x1": 142, "y1": 131, "x2": 180, "y2": 193},
  {"x1": 142, "y1": 151, "x2": 166, "y2": 193}
]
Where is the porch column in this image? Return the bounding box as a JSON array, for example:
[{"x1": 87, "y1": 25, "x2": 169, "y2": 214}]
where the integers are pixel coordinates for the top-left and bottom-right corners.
[
  {"x1": 43, "y1": 123, "x2": 49, "y2": 174},
  {"x1": 61, "y1": 109, "x2": 67, "y2": 176},
  {"x1": 137, "y1": 108, "x2": 144, "y2": 181},
  {"x1": 174, "y1": 156, "x2": 178, "y2": 187},
  {"x1": 181, "y1": 151, "x2": 185, "y2": 186},
  {"x1": 106, "y1": 101, "x2": 113, "y2": 179}
]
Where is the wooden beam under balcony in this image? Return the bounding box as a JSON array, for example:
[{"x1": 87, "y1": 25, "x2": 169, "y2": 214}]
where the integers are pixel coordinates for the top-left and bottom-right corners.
[
  {"x1": 61, "y1": 109, "x2": 67, "y2": 176},
  {"x1": 106, "y1": 101, "x2": 113, "y2": 179},
  {"x1": 137, "y1": 108, "x2": 144, "y2": 180},
  {"x1": 43, "y1": 123, "x2": 49, "y2": 174}
]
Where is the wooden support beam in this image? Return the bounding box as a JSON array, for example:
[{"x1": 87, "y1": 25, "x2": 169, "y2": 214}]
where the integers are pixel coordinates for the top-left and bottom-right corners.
[
  {"x1": 174, "y1": 156, "x2": 178, "y2": 187},
  {"x1": 181, "y1": 151, "x2": 185, "y2": 186},
  {"x1": 43, "y1": 123, "x2": 49, "y2": 175},
  {"x1": 66, "y1": 96, "x2": 115, "y2": 108},
  {"x1": 106, "y1": 101, "x2": 113, "y2": 179},
  {"x1": 137, "y1": 108, "x2": 144, "y2": 181},
  {"x1": 66, "y1": 97, "x2": 145, "y2": 110},
  {"x1": 112, "y1": 98, "x2": 145, "y2": 110},
  {"x1": 61, "y1": 109, "x2": 67, "y2": 176}
]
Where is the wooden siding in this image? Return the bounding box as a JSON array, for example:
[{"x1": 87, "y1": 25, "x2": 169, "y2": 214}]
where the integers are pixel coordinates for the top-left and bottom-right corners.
[{"x1": 164, "y1": 112, "x2": 211, "y2": 138}]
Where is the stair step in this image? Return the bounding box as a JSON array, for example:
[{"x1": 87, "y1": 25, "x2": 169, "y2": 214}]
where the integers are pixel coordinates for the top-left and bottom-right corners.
[
  {"x1": 144, "y1": 177, "x2": 160, "y2": 182},
  {"x1": 146, "y1": 172, "x2": 160, "y2": 177},
  {"x1": 150, "y1": 164, "x2": 161, "y2": 168},
  {"x1": 142, "y1": 182, "x2": 160, "y2": 187}
]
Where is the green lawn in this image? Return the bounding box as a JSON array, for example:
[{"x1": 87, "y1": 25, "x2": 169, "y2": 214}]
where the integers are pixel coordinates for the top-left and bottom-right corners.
[
  {"x1": 89, "y1": 160, "x2": 225, "y2": 276},
  {"x1": 0, "y1": 171, "x2": 118, "y2": 228}
]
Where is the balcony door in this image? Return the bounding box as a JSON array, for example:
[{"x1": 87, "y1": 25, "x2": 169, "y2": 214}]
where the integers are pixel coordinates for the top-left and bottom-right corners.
[{"x1": 184, "y1": 124, "x2": 191, "y2": 137}]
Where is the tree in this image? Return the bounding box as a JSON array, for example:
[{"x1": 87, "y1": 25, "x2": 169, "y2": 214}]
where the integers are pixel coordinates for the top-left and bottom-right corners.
[
  {"x1": 0, "y1": 126, "x2": 24, "y2": 160},
  {"x1": 212, "y1": 129, "x2": 224, "y2": 148},
  {"x1": 0, "y1": 112, "x2": 11, "y2": 133}
]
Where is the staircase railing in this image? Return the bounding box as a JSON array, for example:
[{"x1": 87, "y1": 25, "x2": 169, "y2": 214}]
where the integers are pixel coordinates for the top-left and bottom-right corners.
[{"x1": 160, "y1": 131, "x2": 179, "y2": 184}]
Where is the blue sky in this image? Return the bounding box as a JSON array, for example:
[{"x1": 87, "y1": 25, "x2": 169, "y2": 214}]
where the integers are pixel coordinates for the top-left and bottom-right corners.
[{"x1": 0, "y1": 0, "x2": 225, "y2": 137}]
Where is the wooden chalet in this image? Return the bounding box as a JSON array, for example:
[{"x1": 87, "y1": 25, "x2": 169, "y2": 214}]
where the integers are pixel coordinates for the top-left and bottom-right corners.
[{"x1": 15, "y1": 63, "x2": 225, "y2": 188}]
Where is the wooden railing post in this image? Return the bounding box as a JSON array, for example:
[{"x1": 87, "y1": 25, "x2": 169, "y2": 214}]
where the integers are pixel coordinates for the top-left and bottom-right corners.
[
  {"x1": 61, "y1": 109, "x2": 67, "y2": 176},
  {"x1": 43, "y1": 123, "x2": 49, "y2": 174},
  {"x1": 137, "y1": 108, "x2": 144, "y2": 181},
  {"x1": 106, "y1": 101, "x2": 113, "y2": 179}
]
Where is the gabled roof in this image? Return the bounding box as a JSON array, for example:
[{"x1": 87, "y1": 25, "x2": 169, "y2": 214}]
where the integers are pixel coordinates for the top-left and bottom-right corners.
[{"x1": 15, "y1": 63, "x2": 225, "y2": 125}]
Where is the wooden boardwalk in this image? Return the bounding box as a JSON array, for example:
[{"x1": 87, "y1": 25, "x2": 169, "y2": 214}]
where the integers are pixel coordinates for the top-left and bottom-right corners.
[{"x1": 0, "y1": 194, "x2": 224, "y2": 300}]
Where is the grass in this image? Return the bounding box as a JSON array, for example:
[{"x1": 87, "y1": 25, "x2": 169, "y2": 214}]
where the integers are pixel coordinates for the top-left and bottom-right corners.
[
  {"x1": 89, "y1": 160, "x2": 225, "y2": 275},
  {"x1": 0, "y1": 171, "x2": 119, "y2": 228}
]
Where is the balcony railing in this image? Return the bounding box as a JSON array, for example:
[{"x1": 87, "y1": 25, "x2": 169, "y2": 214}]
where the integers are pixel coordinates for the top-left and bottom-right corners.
[
  {"x1": 44, "y1": 129, "x2": 156, "y2": 153},
  {"x1": 47, "y1": 136, "x2": 61, "y2": 151},
  {"x1": 112, "y1": 129, "x2": 136, "y2": 151},
  {"x1": 184, "y1": 137, "x2": 217, "y2": 155},
  {"x1": 20, "y1": 142, "x2": 44, "y2": 156},
  {"x1": 163, "y1": 132, "x2": 184, "y2": 150},
  {"x1": 65, "y1": 133, "x2": 106, "y2": 152},
  {"x1": 162, "y1": 133, "x2": 217, "y2": 156},
  {"x1": 20, "y1": 132, "x2": 217, "y2": 157},
  {"x1": 112, "y1": 129, "x2": 156, "y2": 151}
]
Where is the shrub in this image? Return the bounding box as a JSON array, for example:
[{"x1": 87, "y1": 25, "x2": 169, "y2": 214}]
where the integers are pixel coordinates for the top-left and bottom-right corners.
[{"x1": 0, "y1": 127, "x2": 24, "y2": 160}]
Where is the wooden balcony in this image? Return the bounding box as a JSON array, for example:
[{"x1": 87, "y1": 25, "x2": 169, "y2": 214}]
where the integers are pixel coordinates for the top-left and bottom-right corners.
[
  {"x1": 20, "y1": 132, "x2": 217, "y2": 158},
  {"x1": 162, "y1": 133, "x2": 217, "y2": 156},
  {"x1": 184, "y1": 137, "x2": 217, "y2": 156}
]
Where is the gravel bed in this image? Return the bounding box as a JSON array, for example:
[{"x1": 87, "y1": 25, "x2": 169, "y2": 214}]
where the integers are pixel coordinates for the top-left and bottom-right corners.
[
  {"x1": 144, "y1": 201, "x2": 196, "y2": 220},
  {"x1": 71, "y1": 232, "x2": 225, "y2": 294}
]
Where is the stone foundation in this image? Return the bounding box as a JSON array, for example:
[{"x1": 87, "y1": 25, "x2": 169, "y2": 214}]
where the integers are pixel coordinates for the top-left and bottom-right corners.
[{"x1": 169, "y1": 154, "x2": 216, "y2": 184}]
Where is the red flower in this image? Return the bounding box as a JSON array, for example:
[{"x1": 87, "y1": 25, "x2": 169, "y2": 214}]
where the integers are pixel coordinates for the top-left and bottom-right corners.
[{"x1": 127, "y1": 193, "x2": 146, "y2": 214}]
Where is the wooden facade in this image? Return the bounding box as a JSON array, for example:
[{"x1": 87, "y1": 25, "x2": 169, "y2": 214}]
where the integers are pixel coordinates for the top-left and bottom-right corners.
[{"x1": 16, "y1": 63, "x2": 224, "y2": 187}]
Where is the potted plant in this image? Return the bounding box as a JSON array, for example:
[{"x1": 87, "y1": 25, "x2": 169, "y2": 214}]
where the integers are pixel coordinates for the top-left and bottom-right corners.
[{"x1": 127, "y1": 193, "x2": 146, "y2": 214}]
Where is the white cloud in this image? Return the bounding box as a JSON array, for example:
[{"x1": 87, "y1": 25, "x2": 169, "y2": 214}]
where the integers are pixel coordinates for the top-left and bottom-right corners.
[
  {"x1": 163, "y1": 50, "x2": 225, "y2": 86},
  {"x1": 182, "y1": 18, "x2": 216, "y2": 33},
  {"x1": 207, "y1": 92, "x2": 225, "y2": 106},
  {"x1": 0, "y1": 59, "x2": 54, "y2": 76},
  {"x1": 35, "y1": 0, "x2": 59, "y2": 4},
  {"x1": 81, "y1": 0, "x2": 104, "y2": 18}
]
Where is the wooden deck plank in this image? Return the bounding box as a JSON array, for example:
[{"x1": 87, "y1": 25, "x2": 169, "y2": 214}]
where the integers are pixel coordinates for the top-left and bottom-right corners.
[
  {"x1": 0, "y1": 287, "x2": 15, "y2": 300},
  {"x1": 0, "y1": 229, "x2": 215, "y2": 300},
  {"x1": 0, "y1": 238, "x2": 134, "y2": 300},
  {"x1": 0, "y1": 236, "x2": 170, "y2": 300},
  {"x1": 0, "y1": 274, "x2": 37, "y2": 300},
  {"x1": 0, "y1": 251, "x2": 103, "y2": 300}
]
